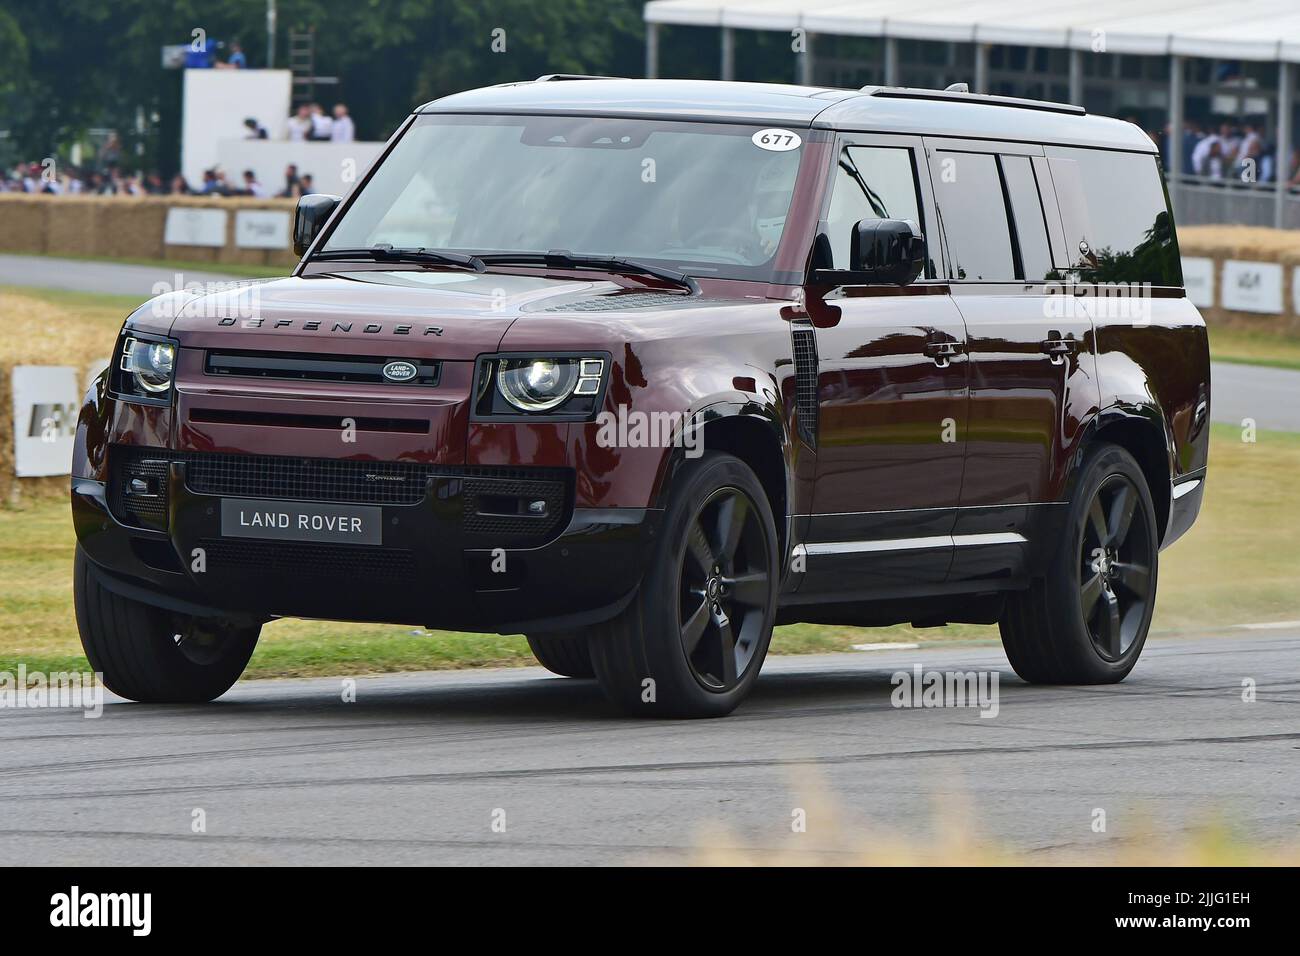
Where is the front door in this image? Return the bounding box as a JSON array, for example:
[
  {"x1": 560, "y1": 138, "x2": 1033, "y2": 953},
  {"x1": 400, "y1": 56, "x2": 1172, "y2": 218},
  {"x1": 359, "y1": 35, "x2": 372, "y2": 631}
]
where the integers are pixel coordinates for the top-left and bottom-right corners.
[{"x1": 800, "y1": 137, "x2": 969, "y2": 599}]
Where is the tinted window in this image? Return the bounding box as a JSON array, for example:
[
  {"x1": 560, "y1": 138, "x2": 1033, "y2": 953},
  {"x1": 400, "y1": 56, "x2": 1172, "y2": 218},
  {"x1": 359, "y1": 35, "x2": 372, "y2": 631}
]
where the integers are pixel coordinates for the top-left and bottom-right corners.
[
  {"x1": 933, "y1": 151, "x2": 1016, "y2": 281},
  {"x1": 825, "y1": 146, "x2": 922, "y2": 270},
  {"x1": 1000, "y1": 155, "x2": 1055, "y2": 281},
  {"x1": 1047, "y1": 147, "x2": 1181, "y2": 286}
]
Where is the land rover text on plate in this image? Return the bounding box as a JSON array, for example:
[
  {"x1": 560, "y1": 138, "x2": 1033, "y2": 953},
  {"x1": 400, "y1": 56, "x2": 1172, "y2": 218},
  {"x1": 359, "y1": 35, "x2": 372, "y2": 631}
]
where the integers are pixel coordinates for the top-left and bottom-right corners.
[{"x1": 71, "y1": 78, "x2": 1209, "y2": 717}]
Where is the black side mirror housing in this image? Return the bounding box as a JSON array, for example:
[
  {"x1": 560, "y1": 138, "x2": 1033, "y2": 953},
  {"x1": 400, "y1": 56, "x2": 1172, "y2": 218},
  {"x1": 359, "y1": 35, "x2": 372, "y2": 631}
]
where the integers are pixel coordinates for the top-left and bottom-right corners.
[
  {"x1": 292, "y1": 193, "x2": 342, "y2": 256},
  {"x1": 850, "y1": 218, "x2": 925, "y2": 286}
]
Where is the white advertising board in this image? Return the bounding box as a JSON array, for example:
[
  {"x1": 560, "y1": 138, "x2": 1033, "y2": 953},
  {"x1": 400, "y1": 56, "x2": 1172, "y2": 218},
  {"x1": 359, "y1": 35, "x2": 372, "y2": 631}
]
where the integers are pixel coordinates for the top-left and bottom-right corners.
[
  {"x1": 1180, "y1": 257, "x2": 1215, "y2": 309},
  {"x1": 164, "y1": 207, "x2": 228, "y2": 247},
  {"x1": 235, "y1": 209, "x2": 292, "y2": 249},
  {"x1": 11, "y1": 366, "x2": 79, "y2": 478},
  {"x1": 1221, "y1": 260, "x2": 1283, "y2": 314}
]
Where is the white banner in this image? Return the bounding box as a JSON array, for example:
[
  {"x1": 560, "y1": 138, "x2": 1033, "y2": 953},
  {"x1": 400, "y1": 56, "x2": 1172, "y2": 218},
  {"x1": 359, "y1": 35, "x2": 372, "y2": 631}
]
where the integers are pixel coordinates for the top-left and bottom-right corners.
[
  {"x1": 1180, "y1": 257, "x2": 1215, "y2": 309},
  {"x1": 11, "y1": 366, "x2": 79, "y2": 478},
  {"x1": 1221, "y1": 260, "x2": 1283, "y2": 314},
  {"x1": 235, "y1": 209, "x2": 291, "y2": 249},
  {"x1": 163, "y1": 207, "x2": 228, "y2": 248}
]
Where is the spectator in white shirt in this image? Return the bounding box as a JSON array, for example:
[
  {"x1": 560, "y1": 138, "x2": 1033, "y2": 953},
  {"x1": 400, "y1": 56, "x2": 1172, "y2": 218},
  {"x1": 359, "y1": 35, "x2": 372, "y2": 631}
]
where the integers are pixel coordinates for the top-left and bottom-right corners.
[
  {"x1": 330, "y1": 104, "x2": 355, "y2": 143},
  {"x1": 308, "y1": 103, "x2": 333, "y2": 141},
  {"x1": 243, "y1": 169, "x2": 267, "y2": 198},
  {"x1": 287, "y1": 104, "x2": 312, "y2": 142}
]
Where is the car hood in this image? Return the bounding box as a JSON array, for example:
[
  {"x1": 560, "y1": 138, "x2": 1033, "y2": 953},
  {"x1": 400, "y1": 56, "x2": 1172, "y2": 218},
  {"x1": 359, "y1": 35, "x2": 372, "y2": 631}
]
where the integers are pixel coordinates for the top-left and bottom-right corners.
[{"x1": 155, "y1": 270, "x2": 667, "y2": 361}]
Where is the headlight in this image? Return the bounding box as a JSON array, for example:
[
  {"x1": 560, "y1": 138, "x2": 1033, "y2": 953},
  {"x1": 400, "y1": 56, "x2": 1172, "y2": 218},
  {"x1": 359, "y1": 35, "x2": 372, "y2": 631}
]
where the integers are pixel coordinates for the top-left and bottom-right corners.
[
  {"x1": 116, "y1": 335, "x2": 177, "y2": 398},
  {"x1": 475, "y1": 354, "x2": 607, "y2": 418},
  {"x1": 497, "y1": 359, "x2": 580, "y2": 411}
]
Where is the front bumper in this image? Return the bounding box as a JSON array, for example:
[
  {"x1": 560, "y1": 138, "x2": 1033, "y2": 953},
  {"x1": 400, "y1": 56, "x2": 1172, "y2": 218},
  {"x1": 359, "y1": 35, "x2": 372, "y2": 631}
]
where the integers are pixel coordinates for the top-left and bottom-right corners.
[{"x1": 72, "y1": 450, "x2": 661, "y2": 633}]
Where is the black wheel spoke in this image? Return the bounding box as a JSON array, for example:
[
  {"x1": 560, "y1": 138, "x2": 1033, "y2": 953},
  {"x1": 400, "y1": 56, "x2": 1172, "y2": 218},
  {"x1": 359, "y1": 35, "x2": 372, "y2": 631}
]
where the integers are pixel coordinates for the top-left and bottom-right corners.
[
  {"x1": 1099, "y1": 589, "x2": 1122, "y2": 658},
  {"x1": 1088, "y1": 495, "x2": 1110, "y2": 546},
  {"x1": 724, "y1": 571, "x2": 769, "y2": 608},
  {"x1": 1080, "y1": 572, "x2": 1104, "y2": 617},
  {"x1": 716, "y1": 616, "x2": 737, "y2": 687},
  {"x1": 1108, "y1": 484, "x2": 1137, "y2": 547},
  {"x1": 714, "y1": 493, "x2": 749, "y2": 565},
  {"x1": 681, "y1": 596, "x2": 710, "y2": 655},
  {"x1": 685, "y1": 519, "x2": 716, "y2": 575},
  {"x1": 1112, "y1": 562, "x2": 1151, "y2": 600}
]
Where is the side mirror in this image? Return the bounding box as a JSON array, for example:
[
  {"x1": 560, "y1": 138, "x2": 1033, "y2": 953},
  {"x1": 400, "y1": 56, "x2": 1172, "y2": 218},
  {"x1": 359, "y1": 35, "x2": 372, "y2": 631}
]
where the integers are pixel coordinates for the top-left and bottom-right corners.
[
  {"x1": 850, "y1": 218, "x2": 925, "y2": 286},
  {"x1": 292, "y1": 193, "x2": 342, "y2": 256}
]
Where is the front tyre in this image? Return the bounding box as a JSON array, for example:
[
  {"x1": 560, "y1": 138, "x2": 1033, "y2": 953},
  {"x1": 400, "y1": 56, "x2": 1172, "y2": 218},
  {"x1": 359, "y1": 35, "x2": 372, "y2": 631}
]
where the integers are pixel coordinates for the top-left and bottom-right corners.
[
  {"x1": 74, "y1": 547, "x2": 261, "y2": 702},
  {"x1": 589, "y1": 452, "x2": 779, "y2": 718},
  {"x1": 525, "y1": 632, "x2": 595, "y2": 678},
  {"x1": 999, "y1": 442, "x2": 1159, "y2": 684}
]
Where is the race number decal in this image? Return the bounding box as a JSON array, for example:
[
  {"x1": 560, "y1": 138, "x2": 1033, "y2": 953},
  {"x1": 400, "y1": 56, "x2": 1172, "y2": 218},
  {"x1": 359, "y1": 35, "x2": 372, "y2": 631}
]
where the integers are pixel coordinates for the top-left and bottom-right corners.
[{"x1": 751, "y1": 129, "x2": 802, "y2": 152}]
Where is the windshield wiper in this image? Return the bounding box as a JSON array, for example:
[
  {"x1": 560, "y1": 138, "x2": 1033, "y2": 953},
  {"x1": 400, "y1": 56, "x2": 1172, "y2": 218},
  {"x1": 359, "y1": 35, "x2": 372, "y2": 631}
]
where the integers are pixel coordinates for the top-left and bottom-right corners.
[
  {"x1": 313, "y1": 244, "x2": 486, "y2": 272},
  {"x1": 477, "y1": 250, "x2": 699, "y2": 295}
]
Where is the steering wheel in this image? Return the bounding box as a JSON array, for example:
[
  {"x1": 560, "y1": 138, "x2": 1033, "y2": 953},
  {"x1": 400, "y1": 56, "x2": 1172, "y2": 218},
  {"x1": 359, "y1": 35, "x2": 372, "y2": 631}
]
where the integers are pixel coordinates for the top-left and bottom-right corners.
[{"x1": 683, "y1": 225, "x2": 764, "y2": 263}]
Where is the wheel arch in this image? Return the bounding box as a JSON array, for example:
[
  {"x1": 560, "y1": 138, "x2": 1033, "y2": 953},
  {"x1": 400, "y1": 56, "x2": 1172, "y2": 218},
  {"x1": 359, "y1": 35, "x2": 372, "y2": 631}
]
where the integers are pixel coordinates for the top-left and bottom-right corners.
[
  {"x1": 1076, "y1": 404, "x2": 1173, "y2": 542},
  {"x1": 651, "y1": 401, "x2": 792, "y2": 566}
]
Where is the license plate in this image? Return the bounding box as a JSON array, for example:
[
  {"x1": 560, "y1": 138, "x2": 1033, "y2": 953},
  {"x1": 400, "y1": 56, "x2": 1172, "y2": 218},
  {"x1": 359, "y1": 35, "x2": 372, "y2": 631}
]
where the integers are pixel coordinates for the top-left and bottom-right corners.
[{"x1": 220, "y1": 498, "x2": 382, "y2": 545}]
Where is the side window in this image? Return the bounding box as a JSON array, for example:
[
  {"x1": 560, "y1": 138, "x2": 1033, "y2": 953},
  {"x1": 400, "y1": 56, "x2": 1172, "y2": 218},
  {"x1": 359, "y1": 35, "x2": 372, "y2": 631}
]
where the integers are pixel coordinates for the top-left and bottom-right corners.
[
  {"x1": 1000, "y1": 155, "x2": 1055, "y2": 282},
  {"x1": 1047, "y1": 147, "x2": 1181, "y2": 286},
  {"x1": 825, "y1": 145, "x2": 923, "y2": 271},
  {"x1": 932, "y1": 151, "x2": 1016, "y2": 281}
]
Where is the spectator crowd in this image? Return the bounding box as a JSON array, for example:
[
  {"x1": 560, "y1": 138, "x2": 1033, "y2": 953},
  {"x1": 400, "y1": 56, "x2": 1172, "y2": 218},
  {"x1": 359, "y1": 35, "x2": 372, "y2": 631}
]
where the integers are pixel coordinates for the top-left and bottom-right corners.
[
  {"x1": 3, "y1": 98, "x2": 355, "y2": 197},
  {"x1": 1157, "y1": 118, "x2": 1300, "y2": 186}
]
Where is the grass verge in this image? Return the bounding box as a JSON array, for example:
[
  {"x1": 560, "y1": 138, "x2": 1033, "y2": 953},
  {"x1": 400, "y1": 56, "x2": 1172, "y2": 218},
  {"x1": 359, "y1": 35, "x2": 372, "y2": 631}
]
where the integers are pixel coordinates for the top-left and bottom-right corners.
[{"x1": 1208, "y1": 325, "x2": 1300, "y2": 372}]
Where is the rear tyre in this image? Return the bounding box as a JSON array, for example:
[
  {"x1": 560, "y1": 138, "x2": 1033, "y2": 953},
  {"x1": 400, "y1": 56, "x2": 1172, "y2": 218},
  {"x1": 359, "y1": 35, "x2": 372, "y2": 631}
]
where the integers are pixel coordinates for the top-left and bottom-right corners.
[
  {"x1": 999, "y1": 442, "x2": 1159, "y2": 684},
  {"x1": 74, "y1": 547, "x2": 261, "y2": 702},
  {"x1": 525, "y1": 632, "x2": 595, "y2": 678},
  {"x1": 589, "y1": 452, "x2": 778, "y2": 718}
]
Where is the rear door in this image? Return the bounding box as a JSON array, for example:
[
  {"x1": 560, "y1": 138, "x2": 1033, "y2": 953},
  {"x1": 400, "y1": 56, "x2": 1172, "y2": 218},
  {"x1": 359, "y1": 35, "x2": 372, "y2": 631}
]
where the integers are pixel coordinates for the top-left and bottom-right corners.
[
  {"x1": 925, "y1": 139, "x2": 1100, "y2": 589},
  {"x1": 800, "y1": 135, "x2": 970, "y2": 598}
]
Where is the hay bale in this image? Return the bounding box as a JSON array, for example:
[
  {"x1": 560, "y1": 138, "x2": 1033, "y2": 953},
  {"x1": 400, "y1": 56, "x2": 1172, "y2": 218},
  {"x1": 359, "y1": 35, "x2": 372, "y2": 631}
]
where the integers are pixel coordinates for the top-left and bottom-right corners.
[
  {"x1": 0, "y1": 196, "x2": 51, "y2": 253},
  {"x1": 1178, "y1": 225, "x2": 1300, "y2": 335},
  {"x1": 43, "y1": 198, "x2": 104, "y2": 257},
  {"x1": 98, "y1": 200, "x2": 167, "y2": 260}
]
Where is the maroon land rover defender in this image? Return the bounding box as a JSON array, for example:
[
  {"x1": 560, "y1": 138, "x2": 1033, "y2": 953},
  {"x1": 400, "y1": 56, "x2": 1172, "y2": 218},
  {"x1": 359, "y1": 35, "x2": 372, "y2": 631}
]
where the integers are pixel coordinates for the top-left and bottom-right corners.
[{"x1": 72, "y1": 78, "x2": 1209, "y2": 717}]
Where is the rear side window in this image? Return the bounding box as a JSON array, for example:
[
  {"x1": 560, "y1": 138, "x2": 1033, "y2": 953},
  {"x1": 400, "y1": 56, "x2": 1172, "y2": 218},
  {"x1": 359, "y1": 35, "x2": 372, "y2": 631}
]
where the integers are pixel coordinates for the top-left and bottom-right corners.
[
  {"x1": 932, "y1": 151, "x2": 1016, "y2": 281},
  {"x1": 1046, "y1": 147, "x2": 1181, "y2": 286},
  {"x1": 1000, "y1": 155, "x2": 1055, "y2": 282},
  {"x1": 825, "y1": 146, "x2": 923, "y2": 270}
]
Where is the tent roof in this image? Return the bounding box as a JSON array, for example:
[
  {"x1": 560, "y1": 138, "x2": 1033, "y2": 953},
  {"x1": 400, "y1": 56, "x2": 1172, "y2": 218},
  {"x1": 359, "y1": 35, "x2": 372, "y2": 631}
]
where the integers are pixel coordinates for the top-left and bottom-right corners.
[{"x1": 644, "y1": 0, "x2": 1300, "y2": 63}]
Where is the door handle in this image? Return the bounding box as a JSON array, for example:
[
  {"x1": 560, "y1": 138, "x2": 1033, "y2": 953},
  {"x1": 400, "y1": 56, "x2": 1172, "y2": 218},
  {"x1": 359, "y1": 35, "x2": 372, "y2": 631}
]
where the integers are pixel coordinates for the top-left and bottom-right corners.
[
  {"x1": 1040, "y1": 337, "x2": 1077, "y2": 365},
  {"x1": 923, "y1": 339, "x2": 963, "y2": 368}
]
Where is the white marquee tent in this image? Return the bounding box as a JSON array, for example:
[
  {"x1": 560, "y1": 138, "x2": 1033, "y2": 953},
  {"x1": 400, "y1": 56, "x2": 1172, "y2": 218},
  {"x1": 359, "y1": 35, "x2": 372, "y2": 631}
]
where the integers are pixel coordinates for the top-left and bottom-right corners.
[{"x1": 643, "y1": 0, "x2": 1300, "y2": 226}]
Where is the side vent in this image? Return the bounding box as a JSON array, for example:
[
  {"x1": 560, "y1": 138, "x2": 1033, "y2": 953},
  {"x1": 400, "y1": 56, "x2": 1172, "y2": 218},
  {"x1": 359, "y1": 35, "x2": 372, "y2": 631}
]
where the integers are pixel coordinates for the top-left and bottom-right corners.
[{"x1": 790, "y1": 324, "x2": 819, "y2": 447}]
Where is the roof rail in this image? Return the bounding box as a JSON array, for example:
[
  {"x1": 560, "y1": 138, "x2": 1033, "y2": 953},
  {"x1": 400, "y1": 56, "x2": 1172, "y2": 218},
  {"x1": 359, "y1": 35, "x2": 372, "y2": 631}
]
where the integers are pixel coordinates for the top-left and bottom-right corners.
[
  {"x1": 862, "y1": 85, "x2": 1086, "y2": 116},
  {"x1": 534, "y1": 73, "x2": 627, "y2": 83}
]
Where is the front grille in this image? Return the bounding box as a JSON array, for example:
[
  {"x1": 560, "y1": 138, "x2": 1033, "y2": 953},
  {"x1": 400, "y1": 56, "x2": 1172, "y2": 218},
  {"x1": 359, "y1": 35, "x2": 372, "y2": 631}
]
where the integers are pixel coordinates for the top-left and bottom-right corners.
[
  {"x1": 198, "y1": 538, "x2": 418, "y2": 581},
  {"x1": 205, "y1": 349, "x2": 440, "y2": 386},
  {"x1": 109, "y1": 446, "x2": 572, "y2": 545},
  {"x1": 185, "y1": 451, "x2": 433, "y2": 504},
  {"x1": 791, "y1": 324, "x2": 819, "y2": 446}
]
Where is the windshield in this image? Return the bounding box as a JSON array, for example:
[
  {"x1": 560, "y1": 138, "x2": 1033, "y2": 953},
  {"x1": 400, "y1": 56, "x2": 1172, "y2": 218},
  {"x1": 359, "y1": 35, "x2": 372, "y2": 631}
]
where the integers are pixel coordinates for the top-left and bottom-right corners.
[{"x1": 320, "y1": 114, "x2": 804, "y2": 281}]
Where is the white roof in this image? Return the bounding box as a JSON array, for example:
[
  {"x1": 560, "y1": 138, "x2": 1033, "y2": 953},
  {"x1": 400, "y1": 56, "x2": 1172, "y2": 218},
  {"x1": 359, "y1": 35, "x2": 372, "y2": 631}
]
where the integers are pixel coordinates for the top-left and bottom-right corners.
[{"x1": 644, "y1": 0, "x2": 1300, "y2": 63}]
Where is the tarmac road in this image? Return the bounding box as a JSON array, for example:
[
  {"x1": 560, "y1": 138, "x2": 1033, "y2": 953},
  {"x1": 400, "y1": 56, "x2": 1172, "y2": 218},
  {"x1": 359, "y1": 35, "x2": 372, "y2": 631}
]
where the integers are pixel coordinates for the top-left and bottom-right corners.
[{"x1": 1, "y1": 634, "x2": 1295, "y2": 865}]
